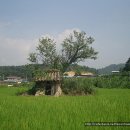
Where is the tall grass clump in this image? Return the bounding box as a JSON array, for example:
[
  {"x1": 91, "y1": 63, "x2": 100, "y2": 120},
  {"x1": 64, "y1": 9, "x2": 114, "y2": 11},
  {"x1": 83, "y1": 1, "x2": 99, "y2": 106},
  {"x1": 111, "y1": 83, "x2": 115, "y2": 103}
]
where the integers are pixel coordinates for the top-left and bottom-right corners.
[
  {"x1": 62, "y1": 75, "x2": 130, "y2": 94},
  {"x1": 62, "y1": 78, "x2": 96, "y2": 95},
  {"x1": 95, "y1": 75, "x2": 130, "y2": 88}
]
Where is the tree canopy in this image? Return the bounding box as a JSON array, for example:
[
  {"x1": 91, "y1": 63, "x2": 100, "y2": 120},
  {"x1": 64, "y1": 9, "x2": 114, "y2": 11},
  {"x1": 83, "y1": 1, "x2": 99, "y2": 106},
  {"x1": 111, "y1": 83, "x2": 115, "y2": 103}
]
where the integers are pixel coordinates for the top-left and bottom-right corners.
[
  {"x1": 123, "y1": 57, "x2": 130, "y2": 72},
  {"x1": 28, "y1": 30, "x2": 98, "y2": 72}
]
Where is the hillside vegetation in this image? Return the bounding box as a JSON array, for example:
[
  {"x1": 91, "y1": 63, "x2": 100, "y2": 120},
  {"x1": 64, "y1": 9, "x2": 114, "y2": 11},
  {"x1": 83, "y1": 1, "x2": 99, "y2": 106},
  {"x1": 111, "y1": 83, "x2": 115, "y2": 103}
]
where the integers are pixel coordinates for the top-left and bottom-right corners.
[
  {"x1": 0, "y1": 63, "x2": 125, "y2": 80},
  {"x1": 98, "y1": 63, "x2": 125, "y2": 75},
  {"x1": 0, "y1": 64, "x2": 97, "y2": 80}
]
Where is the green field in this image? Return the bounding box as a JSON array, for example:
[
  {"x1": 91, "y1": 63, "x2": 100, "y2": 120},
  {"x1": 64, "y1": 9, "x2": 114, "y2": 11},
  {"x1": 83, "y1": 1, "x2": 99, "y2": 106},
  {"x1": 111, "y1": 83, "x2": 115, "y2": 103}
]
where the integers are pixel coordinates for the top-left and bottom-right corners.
[{"x1": 0, "y1": 86, "x2": 130, "y2": 130}]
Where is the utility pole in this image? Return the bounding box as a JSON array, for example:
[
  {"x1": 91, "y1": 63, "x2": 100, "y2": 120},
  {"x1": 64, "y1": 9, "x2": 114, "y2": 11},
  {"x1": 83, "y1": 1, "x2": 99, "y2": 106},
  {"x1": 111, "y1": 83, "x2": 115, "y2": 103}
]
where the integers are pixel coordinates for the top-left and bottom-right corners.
[{"x1": 25, "y1": 73, "x2": 28, "y2": 81}]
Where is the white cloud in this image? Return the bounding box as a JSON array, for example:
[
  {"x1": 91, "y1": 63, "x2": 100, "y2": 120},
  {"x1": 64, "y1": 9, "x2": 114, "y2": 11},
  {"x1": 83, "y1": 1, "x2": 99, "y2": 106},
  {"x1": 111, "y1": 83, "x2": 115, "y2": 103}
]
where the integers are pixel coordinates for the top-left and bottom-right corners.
[
  {"x1": 0, "y1": 28, "x2": 81, "y2": 66},
  {"x1": 40, "y1": 28, "x2": 80, "y2": 44},
  {"x1": 0, "y1": 37, "x2": 36, "y2": 65},
  {"x1": 40, "y1": 28, "x2": 81, "y2": 51},
  {"x1": 56, "y1": 28, "x2": 80, "y2": 44}
]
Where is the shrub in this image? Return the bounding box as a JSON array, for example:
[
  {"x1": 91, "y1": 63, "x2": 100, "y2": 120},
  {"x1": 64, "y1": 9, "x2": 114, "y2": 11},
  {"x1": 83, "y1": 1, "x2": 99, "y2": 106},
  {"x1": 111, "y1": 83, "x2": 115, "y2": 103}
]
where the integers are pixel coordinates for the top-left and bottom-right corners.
[
  {"x1": 16, "y1": 87, "x2": 29, "y2": 95},
  {"x1": 61, "y1": 75, "x2": 130, "y2": 95},
  {"x1": 62, "y1": 78, "x2": 96, "y2": 95}
]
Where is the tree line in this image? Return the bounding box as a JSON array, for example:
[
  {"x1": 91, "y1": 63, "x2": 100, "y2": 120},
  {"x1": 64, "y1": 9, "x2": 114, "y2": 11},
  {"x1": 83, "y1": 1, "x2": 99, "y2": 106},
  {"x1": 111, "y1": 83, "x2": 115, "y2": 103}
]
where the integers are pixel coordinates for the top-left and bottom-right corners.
[{"x1": 0, "y1": 64, "x2": 97, "y2": 80}]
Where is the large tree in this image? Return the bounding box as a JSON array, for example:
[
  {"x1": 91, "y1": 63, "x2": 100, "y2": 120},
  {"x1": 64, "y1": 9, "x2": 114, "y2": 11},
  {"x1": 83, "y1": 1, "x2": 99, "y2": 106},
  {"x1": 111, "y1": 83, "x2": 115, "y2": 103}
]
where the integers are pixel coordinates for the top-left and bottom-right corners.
[{"x1": 28, "y1": 30, "x2": 98, "y2": 72}]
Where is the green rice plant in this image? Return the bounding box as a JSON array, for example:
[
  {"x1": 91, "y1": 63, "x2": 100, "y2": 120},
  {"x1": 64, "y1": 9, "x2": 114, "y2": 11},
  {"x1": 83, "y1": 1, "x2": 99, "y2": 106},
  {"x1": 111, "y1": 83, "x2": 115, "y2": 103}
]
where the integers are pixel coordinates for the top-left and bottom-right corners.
[
  {"x1": 95, "y1": 76, "x2": 130, "y2": 88},
  {"x1": 0, "y1": 87, "x2": 130, "y2": 130},
  {"x1": 15, "y1": 87, "x2": 29, "y2": 95},
  {"x1": 62, "y1": 75, "x2": 130, "y2": 95}
]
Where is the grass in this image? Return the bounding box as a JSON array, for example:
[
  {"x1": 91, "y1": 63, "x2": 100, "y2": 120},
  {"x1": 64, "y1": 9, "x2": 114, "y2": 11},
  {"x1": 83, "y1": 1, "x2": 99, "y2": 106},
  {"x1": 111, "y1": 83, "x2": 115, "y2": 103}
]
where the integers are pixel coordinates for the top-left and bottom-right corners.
[{"x1": 0, "y1": 86, "x2": 130, "y2": 130}]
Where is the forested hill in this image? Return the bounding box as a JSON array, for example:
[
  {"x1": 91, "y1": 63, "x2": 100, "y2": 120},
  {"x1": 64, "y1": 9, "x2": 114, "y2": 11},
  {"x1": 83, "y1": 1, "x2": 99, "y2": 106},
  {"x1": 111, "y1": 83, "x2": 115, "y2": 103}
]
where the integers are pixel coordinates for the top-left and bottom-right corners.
[
  {"x1": 67, "y1": 64, "x2": 97, "y2": 74},
  {"x1": 98, "y1": 63, "x2": 125, "y2": 75},
  {"x1": 0, "y1": 65, "x2": 32, "y2": 80}
]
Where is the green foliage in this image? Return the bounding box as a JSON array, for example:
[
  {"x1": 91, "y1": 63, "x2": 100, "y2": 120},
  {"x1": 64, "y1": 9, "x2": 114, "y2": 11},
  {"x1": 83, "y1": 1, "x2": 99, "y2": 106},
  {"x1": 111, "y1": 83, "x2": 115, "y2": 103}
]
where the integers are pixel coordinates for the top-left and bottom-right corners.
[
  {"x1": 28, "y1": 53, "x2": 37, "y2": 63},
  {"x1": 62, "y1": 75, "x2": 130, "y2": 94},
  {"x1": 0, "y1": 64, "x2": 97, "y2": 81},
  {"x1": 61, "y1": 31, "x2": 98, "y2": 72},
  {"x1": 67, "y1": 63, "x2": 97, "y2": 74},
  {"x1": 15, "y1": 87, "x2": 29, "y2": 95},
  {"x1": 28, "y1": 30, "x2": 98, "y2": 72},
  {"x1": 62, "y1": 78, "x2": 96, "y2": 95},
  {"x1": 95, "y1": 75, "x2": 130, "y2": 88},
  {"x1": 0, "y1": 65, "x2": 33, "y2": 81},
  {"x1": 33, "y1": 67, "x2": 46, "y2": 77},
  {"x1": 28, "y1": 37, "x2": 61, "y2": 70},
  {"x1": 123, "y1": 57, "x2": 130, "y2": 72},
  {"x1": 98, "y1": 63, "x2": 125, "y2": 75},
  {"x1": 0, "y1": 87, "x2": 130, "y2": 130},
  {"x1": 27, "y1": 85, "x2": 36, "y2": 95}
]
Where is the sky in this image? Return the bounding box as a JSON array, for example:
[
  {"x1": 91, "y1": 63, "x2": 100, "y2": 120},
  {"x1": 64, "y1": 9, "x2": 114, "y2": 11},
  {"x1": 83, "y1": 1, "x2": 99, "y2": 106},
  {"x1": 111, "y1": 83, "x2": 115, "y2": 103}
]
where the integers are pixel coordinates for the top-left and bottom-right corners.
[{"x1": 0, "y1": 0, "x2": 130, "y2": 68}]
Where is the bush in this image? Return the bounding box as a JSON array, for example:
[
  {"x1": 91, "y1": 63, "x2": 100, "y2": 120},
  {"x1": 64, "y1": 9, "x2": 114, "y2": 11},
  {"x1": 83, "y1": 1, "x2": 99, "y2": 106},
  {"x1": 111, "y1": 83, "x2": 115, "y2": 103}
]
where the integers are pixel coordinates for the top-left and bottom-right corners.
[
  {"x1": 16, "y1": 87, "x2": 29, "y2": 95},
  {"x1": 62, "y1": 78, "x2": 96, "y2": 95},
  {"x1": 61, "y1": 75, "x2": 130, "y2": 95}
]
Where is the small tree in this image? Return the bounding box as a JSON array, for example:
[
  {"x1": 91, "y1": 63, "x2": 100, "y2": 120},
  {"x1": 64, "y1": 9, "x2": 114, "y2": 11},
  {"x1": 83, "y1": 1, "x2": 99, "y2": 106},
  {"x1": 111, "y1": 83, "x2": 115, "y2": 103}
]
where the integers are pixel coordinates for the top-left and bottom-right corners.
[
  {"x1": 123, "y1": 57, "x2": 130, "y2": 72},
  {"x1": 28, "y1": 30, "x2": 98, "y2": 73}
]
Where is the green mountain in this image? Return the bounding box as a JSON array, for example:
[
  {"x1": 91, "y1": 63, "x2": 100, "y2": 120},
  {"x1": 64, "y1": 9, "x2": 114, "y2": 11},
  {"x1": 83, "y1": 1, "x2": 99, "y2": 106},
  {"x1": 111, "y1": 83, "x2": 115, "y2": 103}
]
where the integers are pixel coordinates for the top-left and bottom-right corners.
[
  {"x1": 67, "y1": 64, "x2": 97, "y2": 74},
  {"x1": 0, "y1": 65, "x2": 33, "y2": 80},
  {"x1": 97, "y1": 63, "x2": 125, "y2": 75}
]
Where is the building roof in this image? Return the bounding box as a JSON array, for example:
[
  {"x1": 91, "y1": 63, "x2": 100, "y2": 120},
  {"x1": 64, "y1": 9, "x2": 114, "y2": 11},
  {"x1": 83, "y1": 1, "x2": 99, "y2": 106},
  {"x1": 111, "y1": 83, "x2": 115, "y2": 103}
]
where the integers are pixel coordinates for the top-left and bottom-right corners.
[
  {"x1": 81, "y1": 72, "x2": 94, "y2": 76},
  {"x1": 6, "y1": 76, "x2": 21, "y2": 79},
  {"x1": 63, "y1": 71, "x2": 75, "y2": 77},
  {"x1": 112, "y1": 71, "x2": 120, "y2": 73},
  {"x1": 35, "y1": 70, "x2": 61, "y2": 81}
]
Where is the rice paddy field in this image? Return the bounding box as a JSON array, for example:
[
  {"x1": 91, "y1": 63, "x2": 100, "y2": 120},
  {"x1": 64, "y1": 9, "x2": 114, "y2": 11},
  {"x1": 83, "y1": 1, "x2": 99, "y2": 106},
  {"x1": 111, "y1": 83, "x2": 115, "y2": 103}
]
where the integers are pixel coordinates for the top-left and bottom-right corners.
[{"x1": 0, "y1": 86, "x2": 130, "y2": 130}]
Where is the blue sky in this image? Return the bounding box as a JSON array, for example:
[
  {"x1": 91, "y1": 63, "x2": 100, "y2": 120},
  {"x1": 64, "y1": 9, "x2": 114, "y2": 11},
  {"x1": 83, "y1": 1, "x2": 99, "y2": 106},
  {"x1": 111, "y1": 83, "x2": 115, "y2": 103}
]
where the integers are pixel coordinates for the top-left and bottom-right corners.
[{"x1": 0, "y1": 0, "x2": 130, "y2": 68}]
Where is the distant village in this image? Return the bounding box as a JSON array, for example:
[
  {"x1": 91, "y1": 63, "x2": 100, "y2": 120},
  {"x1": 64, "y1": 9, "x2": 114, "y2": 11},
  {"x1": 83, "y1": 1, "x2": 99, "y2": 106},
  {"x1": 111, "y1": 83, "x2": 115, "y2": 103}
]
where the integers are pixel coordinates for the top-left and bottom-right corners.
[
  {"x1": 0, "y1": 76, "x2": 28, "y2": 86},
  {"x1": 0, "y1": 66, "x2": 121, "y2": 87},
  {"x1": 0, "y1": 70, "x2": 95, "y2": 84}
]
